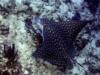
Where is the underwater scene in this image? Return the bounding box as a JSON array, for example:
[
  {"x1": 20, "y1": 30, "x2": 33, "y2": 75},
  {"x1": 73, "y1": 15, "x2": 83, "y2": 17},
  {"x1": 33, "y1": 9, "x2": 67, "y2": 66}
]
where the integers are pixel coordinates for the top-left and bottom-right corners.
[{"x1": 0, "y1": 0, "x2": 100, "y2": 75}]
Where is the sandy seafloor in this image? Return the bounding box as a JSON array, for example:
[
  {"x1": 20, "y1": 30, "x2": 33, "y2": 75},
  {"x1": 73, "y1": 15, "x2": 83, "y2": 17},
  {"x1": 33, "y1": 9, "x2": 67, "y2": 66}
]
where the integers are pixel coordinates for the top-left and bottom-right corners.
[{"x1": 0, "y1": 0, "x2": 100, "y2": 75}]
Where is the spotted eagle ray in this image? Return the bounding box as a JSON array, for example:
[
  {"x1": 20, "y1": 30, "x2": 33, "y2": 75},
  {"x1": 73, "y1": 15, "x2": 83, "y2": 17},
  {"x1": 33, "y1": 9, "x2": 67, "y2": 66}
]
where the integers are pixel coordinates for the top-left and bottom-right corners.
[{"x1": 25, "y1": 17, "x2": 93, "y2": 72}]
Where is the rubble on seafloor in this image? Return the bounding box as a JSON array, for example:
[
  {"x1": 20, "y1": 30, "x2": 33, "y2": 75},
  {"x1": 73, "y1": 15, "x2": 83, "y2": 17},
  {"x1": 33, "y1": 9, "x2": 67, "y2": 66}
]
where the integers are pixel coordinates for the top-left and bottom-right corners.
[{"x1": 0, "y1": 0, "x2": 100, "y2": 75}]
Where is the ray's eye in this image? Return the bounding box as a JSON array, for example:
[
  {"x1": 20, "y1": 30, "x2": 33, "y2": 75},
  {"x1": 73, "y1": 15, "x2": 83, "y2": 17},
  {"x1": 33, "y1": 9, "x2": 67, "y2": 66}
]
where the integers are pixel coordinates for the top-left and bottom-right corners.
[{"x1": 34, "y1": 33, "x2": 43, "y2": 46}]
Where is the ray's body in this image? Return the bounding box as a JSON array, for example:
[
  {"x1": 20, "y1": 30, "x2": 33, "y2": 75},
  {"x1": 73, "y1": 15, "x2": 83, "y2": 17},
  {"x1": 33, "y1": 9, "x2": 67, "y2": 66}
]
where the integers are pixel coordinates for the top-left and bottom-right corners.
[{"x1": 26, "y1": 17, "x2": 93, "y2": 72}]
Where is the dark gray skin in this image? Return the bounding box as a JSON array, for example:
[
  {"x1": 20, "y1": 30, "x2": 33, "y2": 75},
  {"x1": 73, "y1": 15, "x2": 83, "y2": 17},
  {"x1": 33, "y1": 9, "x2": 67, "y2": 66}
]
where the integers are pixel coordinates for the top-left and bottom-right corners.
[{"x1": 32, "y1": 18, "x2": 94, "y2": 72}]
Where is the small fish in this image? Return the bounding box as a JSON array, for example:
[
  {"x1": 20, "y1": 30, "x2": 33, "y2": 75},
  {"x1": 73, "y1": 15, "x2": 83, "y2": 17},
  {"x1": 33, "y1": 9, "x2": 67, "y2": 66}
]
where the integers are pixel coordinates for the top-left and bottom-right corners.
[{"x1": 26, "y1": 17, "x2": 93, "y2": 72}]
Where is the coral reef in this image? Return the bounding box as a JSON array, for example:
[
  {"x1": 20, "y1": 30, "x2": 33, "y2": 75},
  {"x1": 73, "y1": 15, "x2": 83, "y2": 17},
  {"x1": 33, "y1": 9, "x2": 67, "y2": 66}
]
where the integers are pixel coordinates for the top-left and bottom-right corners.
[{"x1": 0, "y1": 0, "x2": 99, "y2": 75}]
